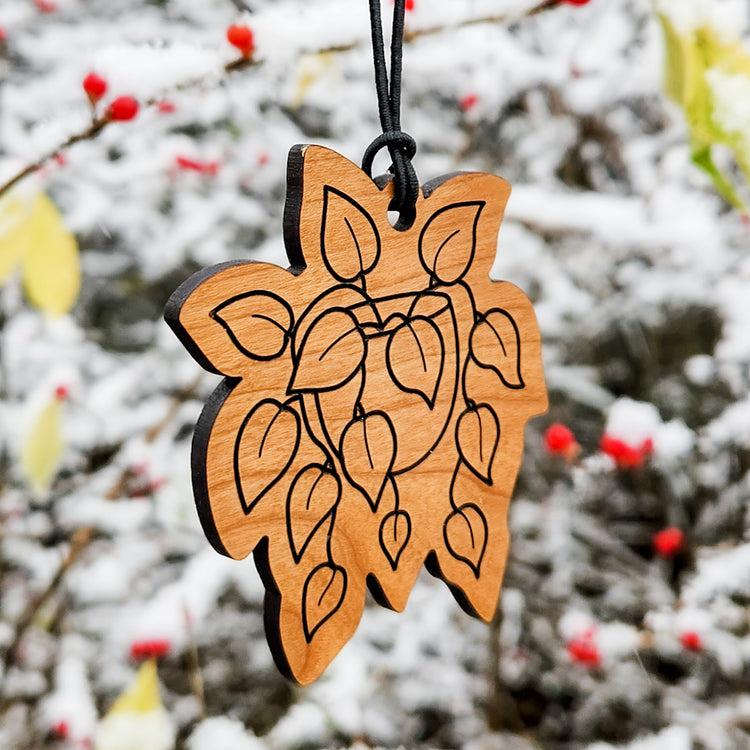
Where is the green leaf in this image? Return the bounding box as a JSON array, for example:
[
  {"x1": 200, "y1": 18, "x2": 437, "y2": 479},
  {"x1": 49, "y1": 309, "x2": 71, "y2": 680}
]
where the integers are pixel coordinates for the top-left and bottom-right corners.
[{"x1": 691, "y1": 144, "x2": 746, "y2": 211}]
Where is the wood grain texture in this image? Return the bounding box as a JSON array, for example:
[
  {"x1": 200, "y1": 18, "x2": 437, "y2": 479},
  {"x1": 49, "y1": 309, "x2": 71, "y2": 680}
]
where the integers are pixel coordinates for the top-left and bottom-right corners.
[{"x1": 165, "y1": 145, "x2": 548, "y2": 684}]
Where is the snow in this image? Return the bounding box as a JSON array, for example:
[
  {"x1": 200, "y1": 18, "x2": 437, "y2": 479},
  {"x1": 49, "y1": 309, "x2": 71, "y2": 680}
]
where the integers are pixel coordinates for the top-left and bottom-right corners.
[{"x1": 1, "y1": 0, "x2": 750, "y2": 748}]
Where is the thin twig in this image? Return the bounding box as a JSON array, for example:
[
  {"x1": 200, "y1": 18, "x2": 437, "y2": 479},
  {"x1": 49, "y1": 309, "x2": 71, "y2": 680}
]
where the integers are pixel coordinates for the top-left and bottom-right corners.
[
  {"x1": 0, "y1": 526, "x2": 92, "y2": 682},
  {"x1": 0, "y1": 374, "x2": 203, "y2": 695},
  {"x1": 0, "y1": 1, "x2": 561, "y2": 200}
]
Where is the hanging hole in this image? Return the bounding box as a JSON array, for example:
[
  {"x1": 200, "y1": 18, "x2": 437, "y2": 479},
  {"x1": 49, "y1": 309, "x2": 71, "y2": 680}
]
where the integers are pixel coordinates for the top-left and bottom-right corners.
[{"x1": 388, "y1": 204, "x2": 416, "y2": 232}]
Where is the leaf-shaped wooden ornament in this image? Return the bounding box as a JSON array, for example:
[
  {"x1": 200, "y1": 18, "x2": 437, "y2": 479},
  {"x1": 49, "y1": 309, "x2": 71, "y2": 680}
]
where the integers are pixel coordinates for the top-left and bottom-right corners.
[{"x1": 165, "y1": 145, "x2": 547, "y2": 685}]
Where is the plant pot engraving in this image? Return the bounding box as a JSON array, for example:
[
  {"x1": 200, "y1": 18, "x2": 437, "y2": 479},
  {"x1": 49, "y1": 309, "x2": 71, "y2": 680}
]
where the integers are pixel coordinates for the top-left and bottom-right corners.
[{"x1": 165, "y1": 145, "x2": 548, "y2": 684}]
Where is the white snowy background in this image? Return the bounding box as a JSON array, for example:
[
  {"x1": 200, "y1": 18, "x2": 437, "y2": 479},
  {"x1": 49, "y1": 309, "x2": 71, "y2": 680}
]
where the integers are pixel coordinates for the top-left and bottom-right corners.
[{"x1": 1, "y1": 0, "x2": 750, "y2": 748}]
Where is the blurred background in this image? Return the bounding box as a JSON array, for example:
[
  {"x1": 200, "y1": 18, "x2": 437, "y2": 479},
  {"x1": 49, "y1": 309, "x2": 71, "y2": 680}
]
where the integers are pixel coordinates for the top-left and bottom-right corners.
[{"x1": 1, "y1": 0, "x2": 750, "y2": 748}]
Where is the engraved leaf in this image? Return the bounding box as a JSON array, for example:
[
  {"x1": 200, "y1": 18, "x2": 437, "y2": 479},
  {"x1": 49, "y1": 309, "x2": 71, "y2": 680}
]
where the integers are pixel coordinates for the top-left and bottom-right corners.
[
  {"x1": 340, "y1": 411, "x2": 396, "y2": 511},
  {"x1": 470, "y1": 309, "x2": 524, "y2": 388},
  {"x1": 418, "y1": 202, "x2": 483, "y2": 284},
  {"x1": 211, "y1": 291, "x2": 293, "y2": 360},
  {"x1": 444, "y1": 503, "x2": 488, "y2": 578},
  {"x1": 303, "y1": 563, "x2": 347, "y2": 643},
  {"x1": 235, "y1": 399, "x2": 300, "y2": 514},
  {"x1": 290, "y1": 308, "x2": 366, "y2": 392},
  {"x1": 287, "y1": 465, "x2": 341, "y2": 563},
  {"x1": 386, "y1": 316, "x2": 444, "y2": 408},
  {"x1": 379, "y1": 510, "x2": 411, "y2": 570},
  {"x1": 456, "y1": 404, "x2": 499, "y2": 484},
  {"x1": 322, "y1": 186, "x2": 381, "y2": 282}
]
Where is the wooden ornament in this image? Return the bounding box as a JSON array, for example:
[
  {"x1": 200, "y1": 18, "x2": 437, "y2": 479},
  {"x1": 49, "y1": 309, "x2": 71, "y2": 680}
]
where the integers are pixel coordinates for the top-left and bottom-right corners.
[{"x1": 165, "y1": 145, "x2": 548, "y2": 685}]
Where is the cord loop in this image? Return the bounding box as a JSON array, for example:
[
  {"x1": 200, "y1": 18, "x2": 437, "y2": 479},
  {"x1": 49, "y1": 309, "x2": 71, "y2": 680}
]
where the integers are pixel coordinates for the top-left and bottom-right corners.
[{"x1": 362, "y1": 0, "x2": 419, "y2": 230}]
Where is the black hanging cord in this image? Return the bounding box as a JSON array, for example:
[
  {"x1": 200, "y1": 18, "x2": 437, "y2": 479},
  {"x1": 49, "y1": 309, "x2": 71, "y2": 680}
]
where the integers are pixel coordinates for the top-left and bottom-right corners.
[{"x1": 362, "y1": 0, "x2": 419, "y2": 230}]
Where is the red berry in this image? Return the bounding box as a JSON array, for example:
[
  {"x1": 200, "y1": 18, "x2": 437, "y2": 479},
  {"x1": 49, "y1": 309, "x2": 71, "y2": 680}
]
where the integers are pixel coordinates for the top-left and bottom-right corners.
[
  {"x1": 226, "y1": 25, "x2": 254, "y2": 58},
  {"x1": 257, "y1": 151, "x2": 269, "y2": 166},
  {"x1": 653, "y1": 527, "x2": 685, "y2": 558},
  {"x1": 406, "y1": 0, "x2": 415, "y2": 10},
  {"x1": 51, "y1": 720, "x2": 69, "y2": 739},
  {"x1": 0, "y1": 27, "x2": 7, "y2": 43},
  {"x1": 130, "y1": 639, "x2": 171, "y2": 661},
  {"x1": 459, "y1": 93, "x2": 480, "y2": 113},
  {"x1": 35, "y1": 0, "x2": 57, "y2": 13},
  {"x1": 83, "y1": 72, "x2": 107, "y2": 104},
  {"x1": 560, "y1": 0, "x2": 591, "y2": 5},
  {"x1": 567, "y1": 637, "x2": 601, "y2": 667},
  {"x1": 544, "y1": 423, "x2": 579, "y2": 460},
  {"x1": 600, "y1": 434, "x2": 651, "y2": 469},
  {"x1": 108, "y1": 96, "x2": 139, "y2": 122},
  {"x1": 176, "y1": 155, "x2": 204, "y2": 172},
  {"x1": 679, "y1": 631, "x2": 703, "y2": 652},
  {"x1": 157, "y1": 100, "x2": 176, "y2": 114},
  {"x1": 54, "y1": 384, "x2": 69, "y2": 401}
]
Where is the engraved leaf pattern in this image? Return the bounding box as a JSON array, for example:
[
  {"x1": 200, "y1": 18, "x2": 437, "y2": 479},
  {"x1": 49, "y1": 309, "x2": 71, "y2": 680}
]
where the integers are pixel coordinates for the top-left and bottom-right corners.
[
  {"x1": 211, "y1": 291, "x2": 293, "y2": 360},
  {"x1": 303, "y1": 563, "x2": 347, "y2": 643},
  {"x1": 166, "y1": 152, "x2": 544, "y2": 685},
  {"x1": 444, "y1": 504, "x2": 488, "y2": 578},
  {"x1": 321, "y1": 186, "x2": 381, "y2": 282},
  {"x1": 386, "y1": 316, "x2": 444, "y2": 408},
  {"x1": 287, "y1": 465, "x2": 341, "y2": 563},
  {"x1": 470, "y1": 309, "x2": 524, "y2": 388},
  {"x1": 456, "y1": 404, "x2": 500, "y2": 484},
  {"x1": 290, "y1": 308, "x2": 366, "y2": 392},
  {"x1": 418, "y1": 202, "x2": 483, "y2": 284},
  {"x1": 235, "y1": 400, "x2": 300, "y2": 514},
  {"x1": 340, "y1": 411, "x2": 396, "y2": 511},
  {"x1": 379, "y1": 510, "x2": 411, "y2": 570}
]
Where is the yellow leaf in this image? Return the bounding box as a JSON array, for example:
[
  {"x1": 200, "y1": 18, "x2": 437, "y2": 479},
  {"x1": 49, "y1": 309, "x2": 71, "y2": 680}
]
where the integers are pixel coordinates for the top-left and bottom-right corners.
[
  {"x1": 21, "y1": 395, "x2": 64, "y2": 492},
  {"x1": 107, "y1": 660, "x2": 163, "y2": 716},
  {"x1": 0, "y1": 197, "x2": 32, "y2": 284},
  {"x1": 658, "y1": 14, "x2": 695, "y2": 108},
  {"x1": 22, "y1": 193, "x2": 80, "y2": 316},
  {"x1": 96, "y1": 660, "x2": 175, "y2": 750}
]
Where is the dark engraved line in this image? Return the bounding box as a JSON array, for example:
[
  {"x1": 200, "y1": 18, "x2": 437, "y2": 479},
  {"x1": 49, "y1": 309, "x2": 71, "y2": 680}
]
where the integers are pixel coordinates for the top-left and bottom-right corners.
[
  {"x1": 318, "y1": 569, "x2": 336, "y2": 607},
  {"x1": 466, "y1": 509, "x2": 476, "y2": 549},
  {"x1": 320, "y1": 327, "x2": 360, "y2": 361},
  {"x1": 417, "y1": 201, "x2": 485, "y2": 283},
  {"x1": 409, "y1": 322, "x2": 428, "y2": 372},
  {"x1": 286, "y1": 464, "x2": 339, "y2": 564},
  {"x1": 234, "y1": 400, "x2": 301, "y2": 515},
  {"x1": 320, "y1": 185, "x2": 381, "y2": 283},
  {"x1": 307, "y1": 470, "x2": 326, "y2": 511},
  {"x1": 391, "y1": 303, "x2": 460, "y2": 475},
  {"x1": 448, "y1": 461, "x2": 462, "y2": 512},
  {"x1": 485, "y1": 317, "x2": 508, "y2": 357},
  {"x1": 208, "y1": 288, "x2": 295, "y2": 363},
  {"x1": 343, "y1": 216, "x2": 364, "y2": 276},
  {"x1": 478, "y1": 414, "x2": 484, "y2": 463},
  {"x1": 364, "y1": 419, "x2": 375, "y2": 471},
  {"x1": 251, "y1": 313, "x2": 288, "y2": 333},
  {"x1": 433, "y1": 228, "x2": 461, "y2": 273},
  {"x1": 469, "y1": 308, "x2": 525, "y2": 389},
  {"x1": 258, "y1": 405, "x2": 284, "y2": 457},
  {"x1": 302, "y1": 563, "x2": 348, "y2": 643},
  {"x1": 165, "y1": 261, "x2": 279, "y2": 375}
]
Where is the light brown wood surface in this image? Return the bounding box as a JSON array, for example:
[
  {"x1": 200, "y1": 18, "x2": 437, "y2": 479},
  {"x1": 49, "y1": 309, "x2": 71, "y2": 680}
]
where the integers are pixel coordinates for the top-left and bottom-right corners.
[{"x1": 165, "y1": 145, "x2": 547, "y2": 685}]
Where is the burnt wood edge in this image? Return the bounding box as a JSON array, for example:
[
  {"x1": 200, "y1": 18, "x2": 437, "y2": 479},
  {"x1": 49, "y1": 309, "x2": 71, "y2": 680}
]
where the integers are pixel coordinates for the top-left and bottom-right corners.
[
  {"x1": 190, "y1": 377, "x2": 235, "y2": 558},
  {"x1": 164, "y1": 259, "x2": 254, "y2": 375}
]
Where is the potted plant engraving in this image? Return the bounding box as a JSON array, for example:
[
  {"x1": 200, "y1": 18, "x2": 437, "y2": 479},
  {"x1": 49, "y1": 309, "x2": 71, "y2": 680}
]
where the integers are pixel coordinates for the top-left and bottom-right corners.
[{"x1": 165, "y1": 145, "x2": 547, "y2": 685}]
